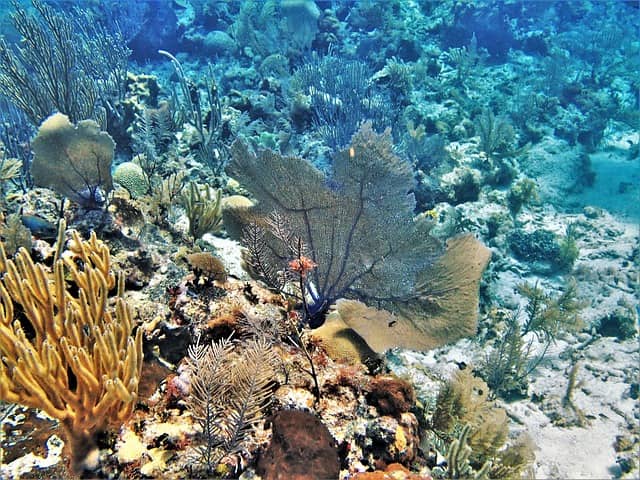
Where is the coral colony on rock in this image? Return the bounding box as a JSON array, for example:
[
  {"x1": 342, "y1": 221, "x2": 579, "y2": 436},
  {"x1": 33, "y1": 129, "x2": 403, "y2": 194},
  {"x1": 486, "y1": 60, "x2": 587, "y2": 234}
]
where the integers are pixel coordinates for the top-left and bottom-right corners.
[{"x1": 0, "y1": 0, "x2": 638, "y2": 479}]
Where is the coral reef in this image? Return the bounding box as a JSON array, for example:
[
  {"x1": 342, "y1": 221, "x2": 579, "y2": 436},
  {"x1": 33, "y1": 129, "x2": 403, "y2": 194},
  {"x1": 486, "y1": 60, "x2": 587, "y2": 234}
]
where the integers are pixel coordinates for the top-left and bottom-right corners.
[{"x1": 0, "y1": 1, "x2": 637, "y2": 478}]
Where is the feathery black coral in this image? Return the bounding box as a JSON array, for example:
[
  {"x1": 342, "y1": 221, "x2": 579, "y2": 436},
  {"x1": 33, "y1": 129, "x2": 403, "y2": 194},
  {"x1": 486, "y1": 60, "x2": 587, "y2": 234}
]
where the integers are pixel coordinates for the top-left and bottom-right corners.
[{"x1": 186, "y1": 336, "x2": 278, "y2": 474}]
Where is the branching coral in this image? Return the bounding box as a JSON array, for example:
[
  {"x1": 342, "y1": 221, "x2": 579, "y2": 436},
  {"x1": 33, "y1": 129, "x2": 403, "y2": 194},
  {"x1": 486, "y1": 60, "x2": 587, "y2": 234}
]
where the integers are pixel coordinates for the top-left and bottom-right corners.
[
  {"x1": 158, "y1": 50, "x2": 225, "y2": 176},
  {"x1": 180, "y1": 181, "x2": 223, "y2": 241},
  {"x1": 186, "y1": 336, "x2": 278, "y2": 474},
  {"x1": 0, "y1": 0, "x2": 129, "y2": 125},
  {"x1": 291, "y1": 56, "x2": 391, "y2": 150},
  {"x1": 0, "y1": 228, "x2": 142, "y2": 472},
  {"x1": 480, "y1": 280, "x2": 583, "y2": 399},
  {"x1": 430, "y1": 369, "x2": 534, "y2": 479}
]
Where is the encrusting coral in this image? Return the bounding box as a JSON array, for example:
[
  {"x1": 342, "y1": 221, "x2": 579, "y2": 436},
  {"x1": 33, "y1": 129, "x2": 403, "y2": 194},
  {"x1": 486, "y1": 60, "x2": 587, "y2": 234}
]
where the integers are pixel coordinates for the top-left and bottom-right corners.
[
  {"x1": 256, "y1": 409, "x2": 340, "y2": 480},
  {"x1": 186, "y1": 252, "x2": 228, "y2": 283},
  {"x1": 0, "y1": 225, "x2": 142, "y2": 472}
]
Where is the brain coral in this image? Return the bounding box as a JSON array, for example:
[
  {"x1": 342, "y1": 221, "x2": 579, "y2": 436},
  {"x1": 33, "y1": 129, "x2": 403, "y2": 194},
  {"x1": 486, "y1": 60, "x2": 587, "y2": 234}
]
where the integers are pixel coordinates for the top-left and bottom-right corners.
[{"x1": 113, "y1": 161, "x2": 148, "y2": 199}]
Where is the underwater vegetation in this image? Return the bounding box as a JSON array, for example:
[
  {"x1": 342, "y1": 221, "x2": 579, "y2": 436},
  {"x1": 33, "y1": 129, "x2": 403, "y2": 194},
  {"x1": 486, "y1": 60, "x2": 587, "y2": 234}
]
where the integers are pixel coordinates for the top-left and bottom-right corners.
[
  {"x1": 0, "y1": 0, "x2": 128, "y2": 126},
  {"x1": 478, "y1": 280, "x2": 583, "y2": 399},
  {"x1": 0, "y1": 0, "x2": 637, "y2": 478},
  {"x1": 427, "y1": 369, "x2": 536, "y2": 479}
]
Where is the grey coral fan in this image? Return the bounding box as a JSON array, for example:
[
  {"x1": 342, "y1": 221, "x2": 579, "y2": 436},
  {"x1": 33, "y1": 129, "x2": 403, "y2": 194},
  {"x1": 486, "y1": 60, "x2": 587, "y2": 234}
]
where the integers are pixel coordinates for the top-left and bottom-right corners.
[
  {"x1": 226, "y1": 122, "x2": 442, "y2": 324},
  {"x1": 31, "y1": 113, "x2": 114, "y2": 209},
  {"x1": 225, "y1": 123, "x2": 491, "y2": 352}
]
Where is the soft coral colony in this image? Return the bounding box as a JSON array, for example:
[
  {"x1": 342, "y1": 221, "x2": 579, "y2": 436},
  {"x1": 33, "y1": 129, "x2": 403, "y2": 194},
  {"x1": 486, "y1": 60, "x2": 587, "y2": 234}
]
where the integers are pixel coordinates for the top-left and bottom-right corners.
[
  {"x1": 225, "y1": 123, "x2": 491, "y2": 352},
  {"x1": 0, "y1": 0, "x2": 559, "y2": 479},
  {"x1": 0, "y1": 224, "x2": 142, "y2": 473}
]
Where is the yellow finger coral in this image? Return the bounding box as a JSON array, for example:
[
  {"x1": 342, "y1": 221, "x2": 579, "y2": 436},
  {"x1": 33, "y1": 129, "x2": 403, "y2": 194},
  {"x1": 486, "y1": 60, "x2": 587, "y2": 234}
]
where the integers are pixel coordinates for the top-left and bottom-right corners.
[{"x1": 0, "y1": 227, "x2": 142, "y2": 472}]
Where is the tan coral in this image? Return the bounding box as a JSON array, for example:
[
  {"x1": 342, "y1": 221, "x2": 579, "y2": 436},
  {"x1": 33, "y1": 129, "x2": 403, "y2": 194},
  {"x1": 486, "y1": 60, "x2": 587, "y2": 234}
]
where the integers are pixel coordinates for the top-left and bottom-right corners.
[
  {"x1": 186, "y1": 252, "x2": 227, "y2": 282},
  {"x1": 31, "y1": 113, "x2": 114, "y2": 207},
  {"x1": 0, "y1": 229, "x2": 142, "y2": 472},
  {"x1": 330, "y1": 234, "x2": 491, "y2": 354},
  {"x1": 311, "y1": 310, "x2": 379, "y2": 366}
]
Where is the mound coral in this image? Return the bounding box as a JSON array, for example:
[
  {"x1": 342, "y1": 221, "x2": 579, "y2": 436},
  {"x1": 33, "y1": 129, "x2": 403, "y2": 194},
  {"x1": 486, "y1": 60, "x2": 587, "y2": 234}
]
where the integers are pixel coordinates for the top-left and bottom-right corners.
[{"x1": 113, "y1": 161, "x2": 149, "y2": 199}]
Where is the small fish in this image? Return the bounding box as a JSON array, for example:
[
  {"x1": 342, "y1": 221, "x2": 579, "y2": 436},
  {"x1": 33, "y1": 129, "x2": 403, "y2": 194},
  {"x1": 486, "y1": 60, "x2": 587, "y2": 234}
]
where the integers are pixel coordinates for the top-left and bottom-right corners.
[{"x1": 21, "y1": 215, "x2": 57, "y2": 239}]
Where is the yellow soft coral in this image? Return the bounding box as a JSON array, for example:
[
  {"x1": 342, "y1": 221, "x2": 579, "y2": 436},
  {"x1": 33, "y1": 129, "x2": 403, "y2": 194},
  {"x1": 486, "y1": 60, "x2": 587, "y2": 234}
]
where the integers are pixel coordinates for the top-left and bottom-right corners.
[{"x1": 0, "y1": 227, "x2": 142, "y2": 472}]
